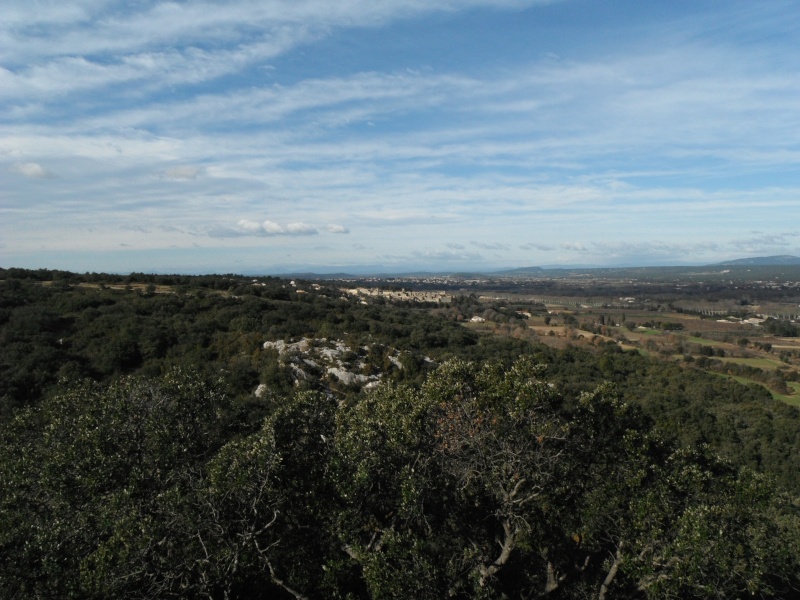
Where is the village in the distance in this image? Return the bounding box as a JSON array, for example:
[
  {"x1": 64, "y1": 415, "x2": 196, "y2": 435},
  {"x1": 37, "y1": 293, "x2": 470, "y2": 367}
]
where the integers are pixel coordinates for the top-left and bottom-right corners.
[{"x1": 327, "y1": 260, "x2": 800, "y2": 405}]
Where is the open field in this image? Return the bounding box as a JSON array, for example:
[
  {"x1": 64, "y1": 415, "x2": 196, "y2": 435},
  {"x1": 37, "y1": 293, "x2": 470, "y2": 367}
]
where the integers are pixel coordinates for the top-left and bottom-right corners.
[
  {"x1": 712, "y1": 373, "x2": 800, "y2": 407},
  {"x1": 774, "y1": 382, "x2": 800, "y2": 407},
  {"x1": 41, "y1": 280, "x2": 177, "y2": 295},
  {"x1": 717, "y1": 356, "x2": 787, "y2": 369},
  {"x1": 461, "y1": 292, "x2": 800, "y2": 406},
  {"x1": 687, "y1": 336, "x2": 726, "y2": 346}
]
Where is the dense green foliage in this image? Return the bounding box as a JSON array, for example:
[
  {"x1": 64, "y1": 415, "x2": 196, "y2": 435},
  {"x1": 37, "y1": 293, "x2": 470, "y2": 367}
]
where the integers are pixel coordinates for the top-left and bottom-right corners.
[
  {"x1": 765, "y1": 318, "x2": 800, "y2": 338},
  {"x1": 2, "y1": 269, "x2": 800, "y2": 598},
  {"x1": 528, "y1": 344, "x2": 800, "y2": 494},
  {"x1": 3, "y1": 360, "x2": 799, "y2": 599},
  {"x1": 0, "y1": 272, "x2": 476, "y2": 416}
]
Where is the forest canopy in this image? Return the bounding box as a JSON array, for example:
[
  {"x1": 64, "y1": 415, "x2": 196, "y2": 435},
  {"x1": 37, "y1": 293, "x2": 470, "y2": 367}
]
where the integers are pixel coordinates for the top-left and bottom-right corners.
[
  {"x1": 2, "y1": 360, "x2": 799, "y2": 599},
  {"x1": 1, "y1": 269, "x2": 800, "y2": 598}
]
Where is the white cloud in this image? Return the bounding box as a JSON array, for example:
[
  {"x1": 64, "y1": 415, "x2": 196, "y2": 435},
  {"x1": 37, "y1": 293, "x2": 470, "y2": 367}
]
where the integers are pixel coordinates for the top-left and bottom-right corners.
[
  {"x1": 219, "y1": 219, "x2": 319, "y2": 237},
  {"x1": 237, "y1": 219, "x2": 265, "y2": 234},
  {"x1": 286, "y1": 222, "x2": 318, "y2": 235},
  {"x1": 10, "y1": 162, "x2": 55, "y2": 178},
  {"x1": 262, "y1": 221, "x2": 285, "y2": 235},
  {"x1": 325, "y1": 224, "x2": 349, "y2": 233}
]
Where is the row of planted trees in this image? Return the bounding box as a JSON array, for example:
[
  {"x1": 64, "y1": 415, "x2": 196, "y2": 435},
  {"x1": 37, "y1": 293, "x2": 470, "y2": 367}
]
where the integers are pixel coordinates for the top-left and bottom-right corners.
[{"x1": 2, "y1": 358, "x2": 800, "y2": 599}]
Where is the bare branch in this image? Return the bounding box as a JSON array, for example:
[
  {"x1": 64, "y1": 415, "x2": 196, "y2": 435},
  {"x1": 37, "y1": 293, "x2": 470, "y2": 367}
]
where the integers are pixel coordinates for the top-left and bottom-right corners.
[
  {"x1": 598, "y1": 542, "x2": 624, "y2": 600},
  {"x1": 265, "y1": 559, "x2": 309, "y2": 600},
  {"x1": 478, "y1": 519, "x2": 517, "y2": 586}
]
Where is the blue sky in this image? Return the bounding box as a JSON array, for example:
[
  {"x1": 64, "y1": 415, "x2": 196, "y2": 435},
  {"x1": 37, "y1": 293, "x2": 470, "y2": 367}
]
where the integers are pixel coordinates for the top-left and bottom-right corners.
[{"x1": 2, "y1": 0, "x2": 799, "y2": 274}]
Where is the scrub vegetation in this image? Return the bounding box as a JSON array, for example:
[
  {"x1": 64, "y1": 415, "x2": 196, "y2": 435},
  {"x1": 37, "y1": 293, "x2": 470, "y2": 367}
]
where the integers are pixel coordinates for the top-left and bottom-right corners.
[{"x1": 1, "y1": 268, "x2": 800, "y2": 599}]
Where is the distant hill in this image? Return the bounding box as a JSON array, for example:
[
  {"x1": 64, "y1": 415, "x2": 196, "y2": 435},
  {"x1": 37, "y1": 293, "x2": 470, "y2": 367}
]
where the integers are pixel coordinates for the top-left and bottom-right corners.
[
  {"x1": 491, "y1": 266, "x2": 546, "y2": 276},
  {"x1": 258, "y1": 256, "x2": 800, "y2": 279},
  {"x1": 712, "y1": 255, "x2": 800, "y2": 266}
]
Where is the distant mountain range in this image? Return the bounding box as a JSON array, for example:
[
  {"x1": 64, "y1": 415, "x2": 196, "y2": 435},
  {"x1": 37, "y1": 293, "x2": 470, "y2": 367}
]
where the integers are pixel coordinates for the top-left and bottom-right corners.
[
  {"x1": 271, "y1": 256, "x2": 800, "y2": 279},
  {"x1": 712, "y1": 255, "x2": 800, "y2": 266},
  {"x1": 490, "y1": 256, "x2": 800, "y2": 277}
]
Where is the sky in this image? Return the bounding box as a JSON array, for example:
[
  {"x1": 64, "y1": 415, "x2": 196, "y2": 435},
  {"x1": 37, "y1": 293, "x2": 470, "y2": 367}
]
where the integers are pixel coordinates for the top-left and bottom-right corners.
[{"x1": 2, "y1": 0, "x2": 800, "y2": 274}]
